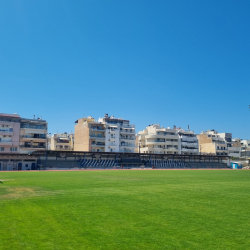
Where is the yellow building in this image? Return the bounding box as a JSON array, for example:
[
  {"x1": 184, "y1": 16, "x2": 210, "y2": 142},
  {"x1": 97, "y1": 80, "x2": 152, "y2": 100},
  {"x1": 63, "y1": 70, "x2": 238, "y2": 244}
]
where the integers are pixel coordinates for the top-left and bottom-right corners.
[
  {"x1": 197, "y1": 130, "x2": 227, "y2": 156},
  {"x1": 50, "y1": 133, "x2": 74, "y2": 151},
  {"x1": 74, "y1": 116, "x2": 105, "y2": 152}
]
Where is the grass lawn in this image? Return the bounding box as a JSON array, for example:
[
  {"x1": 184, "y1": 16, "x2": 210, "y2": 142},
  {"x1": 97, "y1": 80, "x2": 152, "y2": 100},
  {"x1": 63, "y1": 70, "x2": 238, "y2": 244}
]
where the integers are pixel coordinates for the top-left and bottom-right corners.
[{"x1": 0, "y1": 170, "x2": 250, "y2": 250}]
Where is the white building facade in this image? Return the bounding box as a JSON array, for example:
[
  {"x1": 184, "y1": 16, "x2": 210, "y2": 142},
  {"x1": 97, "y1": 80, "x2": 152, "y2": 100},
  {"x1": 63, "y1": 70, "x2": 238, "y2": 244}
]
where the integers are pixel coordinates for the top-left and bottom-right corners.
[
  {"x1": 137, "y1": 124, "x2": 179, "y2": 154},
  {"x1": 98, "y1": 114, "x2": 136, "y2": 153},
  {"x1": 177, "y1": 129, "x2": 199, "y2": 155}
]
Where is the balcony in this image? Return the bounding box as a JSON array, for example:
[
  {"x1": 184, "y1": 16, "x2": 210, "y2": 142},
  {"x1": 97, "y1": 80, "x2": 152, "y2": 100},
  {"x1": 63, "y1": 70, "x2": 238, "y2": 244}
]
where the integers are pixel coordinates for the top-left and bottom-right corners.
[
  {"x1": 166, "y1": 147, "x2": 178, "y2": 151},
  {"x1": 182, "y1": 137, "x2": 198, "y2": 142},
  {"x1": 20, "y1": 125, "x2": 47, "y2": 130},
  {"x1": 121, "y1": 124, "x2": 135, "y2": 129},
  {"x1": 120, "y1": 149, "x2": 134, "y2": 153},
  {"x1": 120, "y1": 137, "x2": 135, "y2": 141},
  {"x1": 146, "y1": 141, "x2": 165, "y2": 145},
  {"x1": 181, "y1": 148, "x2": 198, "y2": 153},
  {"x1": 120, "y1": 143, "x2": 135, "y2": 148},
  {"x1": 20, "y1": 145, "x2": 46, "y2": 149},
  {"x1": 181, "y1": 142, "x2": 198, "y2": 148},
  {"x1": 91, "y1": 142, "x2": 105, "y2": 147},
  {"x1": 0, "y1": 131, "x2": 13, "y2": 135},
  {"x1": 0, "y1": 121, "x2": 14, "y2": 125},
  {"x1": 0, "y1": 141, "x2": 12, "y2": 145},
  {"x1": 89, "y1": 134, "x2": 105, "y2": 140},
  {"x1": 120, "y1": 130, "x2": 135, "y2": 134},
  {"x1": 21, "y1": 135, "x2": 47, "y2": 141},
  {"x1": 56, "y1": 146, "x2": 72, "y2": 150},
  {"x1": 91, "y1": 128, "x2": 105, "y2": 132}
]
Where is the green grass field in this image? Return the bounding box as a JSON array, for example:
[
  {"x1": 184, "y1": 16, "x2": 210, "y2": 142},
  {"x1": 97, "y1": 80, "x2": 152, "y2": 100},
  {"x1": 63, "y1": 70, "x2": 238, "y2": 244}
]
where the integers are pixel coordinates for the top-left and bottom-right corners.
[{"x1": 0, "y1": 170, "x2": 250, "y2": 250}]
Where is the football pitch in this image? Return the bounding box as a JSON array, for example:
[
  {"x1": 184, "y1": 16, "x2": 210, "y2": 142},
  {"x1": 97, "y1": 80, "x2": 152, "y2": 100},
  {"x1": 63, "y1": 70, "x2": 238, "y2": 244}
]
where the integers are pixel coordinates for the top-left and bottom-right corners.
[{"x1": 0, "y1": 170, "x2": 250, "y2": 250}]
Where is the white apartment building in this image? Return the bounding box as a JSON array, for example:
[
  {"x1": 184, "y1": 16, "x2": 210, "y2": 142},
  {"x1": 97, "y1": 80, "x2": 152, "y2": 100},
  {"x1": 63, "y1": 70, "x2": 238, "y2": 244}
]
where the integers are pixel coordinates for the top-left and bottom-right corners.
[
  {"x1": 137, "y1": 124, "x2": 179, "y2": 154},
  {"x1": 217, "y1": 133, "x2": 241, "y2": 158},
  {"x1": 241, "y1": 140, "x2": 250, "y2": 151},
  {"x1": 177, "y1": 129, "x2": 199, "y2": 155},
  {"x1": 98, "y1": 114, "x2": 136, "y2": 153}
]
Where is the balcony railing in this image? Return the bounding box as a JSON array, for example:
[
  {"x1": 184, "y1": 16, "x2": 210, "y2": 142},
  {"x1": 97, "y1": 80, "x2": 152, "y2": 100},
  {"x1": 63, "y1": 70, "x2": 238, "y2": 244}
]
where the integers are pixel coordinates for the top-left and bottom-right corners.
[
  {"x1": 120, "y1": 149, "x2": 134, "y2": 153},
  {"x1": 120, "y1": 137, "x2": 135, "y2": 140},
  {"x1": 92, "y1": 143, "x2": 105, "y2": 147},
  {"x1": 120, "y1": 130, "x2": 135, "y2": 134},
  {"x1": 0, "y1": 131, "x2": 13, "y2": 135},
  {"x1": 0, "y1": 141, "x2": 12, "y2": 145},
  {"x1": 0, "y1": 121, "x2": 14, "y2": 125},
  {"x1": 22, "y1": 135, "x2": 46, "y2": 139},
  {"x1": 91, "y1": 128, "x2": 105, "y2": 132},
  {"x1": 20, "y1": 145, "x2": 46, "y2": 149},
  {"x1": 120, "y1": 143, "x2": 135, "y2": 147},
  {"x1": 20, "y1": 125, "x2": 47, "y2": 130},
  {"x1": 182, "y1": 137, "x2": 198, "y2": 142},
  {"x1": 90, "y1": 134, "x2": 105, "y2": 138}
]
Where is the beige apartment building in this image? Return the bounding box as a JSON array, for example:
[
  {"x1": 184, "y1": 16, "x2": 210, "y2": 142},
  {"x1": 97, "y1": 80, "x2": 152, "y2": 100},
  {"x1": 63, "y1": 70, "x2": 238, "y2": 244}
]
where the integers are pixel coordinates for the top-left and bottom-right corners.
[
  {"x1": 74, "y1": 116, "x2": 105, "y2": 152},
  {"x1": 136, "y1": 124, "x2": 179, "y2": 154},
  {"x1": 74, "y1": 114, "x2": 136, "y2": 153},
  {"x1": 50, "y1": 133, "x2": 74, "y2": 151},
  {"x1": 19, "y1": 117, "x2": 48, "y2": 154},
  {"x1": 197, "y1": 130, "x2": 227, "y2": 156}
]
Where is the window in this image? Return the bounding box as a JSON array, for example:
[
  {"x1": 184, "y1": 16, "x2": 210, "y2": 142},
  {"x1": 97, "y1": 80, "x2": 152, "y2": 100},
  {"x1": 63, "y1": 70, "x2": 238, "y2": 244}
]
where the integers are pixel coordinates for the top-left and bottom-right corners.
[
  {"x1": 10, "y1": 147, "x2": 17, "y2": 152},
  {"x1": 0, "y1": 147, "x2": 4, "y2": 151}
]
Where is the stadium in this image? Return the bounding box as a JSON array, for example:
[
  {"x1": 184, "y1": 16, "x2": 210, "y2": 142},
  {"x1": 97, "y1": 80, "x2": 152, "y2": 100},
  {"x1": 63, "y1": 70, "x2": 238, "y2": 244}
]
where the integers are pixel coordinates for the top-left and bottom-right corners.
[{"x1": 0, "y1": 150, "x2": 230, "y2": 171}]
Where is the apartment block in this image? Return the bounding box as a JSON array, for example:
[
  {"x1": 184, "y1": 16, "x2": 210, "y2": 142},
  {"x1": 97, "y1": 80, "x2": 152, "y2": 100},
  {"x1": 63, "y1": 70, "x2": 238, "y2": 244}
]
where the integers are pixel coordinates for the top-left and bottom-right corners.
[
  {"x1": 50, "y1": 133, "x2": 74, "y2": 151},
  {"x1": 241, "y1": 140, "x2": 250, "y2": 151},
  {"x1": 177, "y1": 129, "x2": 199, "y2": 155},
  {"x1": 227, "y1": 138, "x2": 241, "y2": 158},
  {"x1": 137, "y1": 124, "x2": 179, "y2": 154},
  {"x1": 0, "y1": 113, "x2": 20, "y2": 153},
  {"x1": 19, "y1": 117, "x2": 48, "y2": 154},
  {"x1": 197, "y1": 130, "x2": 228, "y2": 155},
  {"x1": 74, "y1": 114, "x2": 136, "y2": 153},
  {"x1": 98, "y1": 114, "x2": 136, "y2": 153}
]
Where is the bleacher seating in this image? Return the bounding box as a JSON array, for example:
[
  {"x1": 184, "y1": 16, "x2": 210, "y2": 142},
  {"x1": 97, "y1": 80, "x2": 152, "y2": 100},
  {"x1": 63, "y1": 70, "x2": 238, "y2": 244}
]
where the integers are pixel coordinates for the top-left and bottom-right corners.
[{"x1": 79, "y1": 158, "x2": 117, "y2": 168}]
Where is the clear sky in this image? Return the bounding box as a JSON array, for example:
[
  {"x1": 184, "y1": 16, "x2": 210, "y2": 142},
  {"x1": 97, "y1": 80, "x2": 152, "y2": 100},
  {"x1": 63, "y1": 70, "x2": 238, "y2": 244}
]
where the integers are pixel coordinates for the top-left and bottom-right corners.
[{"x1": 1, "y1": 1, "x2": 250, "y2": 139}]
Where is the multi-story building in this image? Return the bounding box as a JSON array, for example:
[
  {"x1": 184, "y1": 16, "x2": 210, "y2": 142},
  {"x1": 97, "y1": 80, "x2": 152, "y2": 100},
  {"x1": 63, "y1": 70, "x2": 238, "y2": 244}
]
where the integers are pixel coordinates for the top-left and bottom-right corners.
[
  {"x1": 227, "y1": 138, "x2": 241, "y2": 158},
  {"x1": 74, "y1": 116, "x2": 105, "y2": 152},
  {"x1": 136, "y1": 124, "x2": 179, "y2": 154},
  {"x1": 74, "y1": 114, "x2": 136, "y2": 153},
  {"x1": 50, "y1": 133, "x2": 74, "y2": 151},
  {"x1": 241, "y1": 140, "x2": 250, "y2": 151},
  {"x1": 216, "y1": 133, "x2": 241, "y2": 158},
  {"x1": 197, "y1": 130, "x2": 228, "y2": 155},
  {"x1": 98, "y1": 114, "x2": 136, "y2": 153},
  {"x1": 19, "y1": 117, "x2": 48, "y2": 154},
  {"x1": 0, "y1": 113, "x2": 20, "y2": 153},
  {"x1": 177, "y1": 129, "x2": 199, "y2": 155}
]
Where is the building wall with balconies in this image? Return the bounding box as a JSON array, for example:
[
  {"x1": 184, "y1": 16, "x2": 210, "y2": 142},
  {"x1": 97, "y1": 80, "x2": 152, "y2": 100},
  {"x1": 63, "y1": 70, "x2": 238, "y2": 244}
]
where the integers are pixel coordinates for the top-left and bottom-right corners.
[
  {"x1": 51, "y1": 133, "x2": 74, "y2": 151},
  {"x1": 98, "y1": 114, "x2": 136, "y2": 153},
  {"x1": 197, "y1": 130, "x2": 228, "y2": 156},
  {"x1": 178, "y1": 130, "x2": 199, "y2": 155},
  {"x1": 137, "y1": 124, "x2": 179, "y2": 154},
  {"x1": 19, "y1": 118, "x2": 48, "y2": 154},
  {"x1": 0, "y1": 113, "x2": 21, "y2": 153}
]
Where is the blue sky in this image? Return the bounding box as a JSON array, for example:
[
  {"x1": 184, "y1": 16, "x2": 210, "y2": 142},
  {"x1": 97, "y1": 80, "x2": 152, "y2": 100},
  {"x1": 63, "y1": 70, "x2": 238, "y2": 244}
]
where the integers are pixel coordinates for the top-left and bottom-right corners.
[{"x1": 1, "y1": 1, "x2": 249, "y2": 138}]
